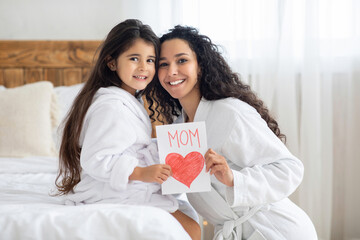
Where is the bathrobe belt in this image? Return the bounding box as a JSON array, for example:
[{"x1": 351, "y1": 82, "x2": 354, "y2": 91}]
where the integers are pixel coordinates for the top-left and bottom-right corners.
[
  {"x1": 214, "y1": 204, "x2": 269, "y2": 240},
  {"x1": 188, "y1": 186, "x2": 270, "y2": 240}
]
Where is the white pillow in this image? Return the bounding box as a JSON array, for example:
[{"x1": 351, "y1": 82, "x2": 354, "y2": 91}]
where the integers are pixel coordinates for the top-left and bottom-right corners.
[
  {"x1": 0, "y1": 81, "x2": 59, "y2": 157},
  {"x1": 54, "y1": 83, "x2": 84, "y2": 122},
  {"x1": 53, "y1": 83, "x2": 84, "y2": 149}
]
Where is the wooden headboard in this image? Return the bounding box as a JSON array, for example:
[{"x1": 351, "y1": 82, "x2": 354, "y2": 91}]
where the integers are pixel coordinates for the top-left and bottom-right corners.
[
  {"x1": 0, "y1": 40, "x2": 102, "y2": 87},
  {"x1": 0, "y1": 40, "x2": 162, "y2": 136}
]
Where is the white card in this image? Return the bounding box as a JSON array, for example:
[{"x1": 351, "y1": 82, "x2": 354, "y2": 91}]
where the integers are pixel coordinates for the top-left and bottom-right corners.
[{"x1": 156, "y1": 122, "x2": 211, "y2": 195}]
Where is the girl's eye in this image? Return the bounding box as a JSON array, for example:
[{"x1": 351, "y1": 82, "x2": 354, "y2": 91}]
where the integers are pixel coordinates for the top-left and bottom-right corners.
[
  {"x1": 178, "y1": 58, "x2": 187, "y2": 64},
  {"x1": 147, "y1": 59, "x2": 155, "y2": 63},
  {"x1": 159, "y1": 62, "x2": 168, "y2": 67},
  {"x1": 130, "y1": 57, "x2": 139, "y2": 61}
]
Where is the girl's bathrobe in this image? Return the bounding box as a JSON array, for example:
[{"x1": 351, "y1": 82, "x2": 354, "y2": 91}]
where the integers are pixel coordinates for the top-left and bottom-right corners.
[
  {"x1": 65, "y1": 87, "x2": 180, "y2": 213},
  {"x1": 180, "y1": 98, "x2": 318, "y2": 240}
]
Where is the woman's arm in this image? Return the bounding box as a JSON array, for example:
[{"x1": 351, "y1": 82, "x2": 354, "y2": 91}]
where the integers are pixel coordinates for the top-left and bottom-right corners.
[
  {"x1": 204, "y1": 148, "x2": 234, "y2": 187},
  {"x1": 219, "y1": 112, "x2": 304, "y2": 207}
]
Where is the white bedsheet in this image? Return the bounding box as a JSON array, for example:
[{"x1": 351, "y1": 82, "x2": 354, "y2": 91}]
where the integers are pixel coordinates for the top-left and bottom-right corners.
[{"x1": 0, "y1": 157, "x2": 190, "y2": 240}]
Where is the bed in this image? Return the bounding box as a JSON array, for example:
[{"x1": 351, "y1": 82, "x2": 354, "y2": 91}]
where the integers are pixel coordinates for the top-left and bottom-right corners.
[{"x1": 0, "y1": 40, "x2": 193, "y2": 240}]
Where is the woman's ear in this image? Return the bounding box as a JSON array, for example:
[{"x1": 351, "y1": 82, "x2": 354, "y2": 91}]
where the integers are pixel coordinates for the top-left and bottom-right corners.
[{"x1": 106, "y1": 56, "x2": 116, "y2": 71}]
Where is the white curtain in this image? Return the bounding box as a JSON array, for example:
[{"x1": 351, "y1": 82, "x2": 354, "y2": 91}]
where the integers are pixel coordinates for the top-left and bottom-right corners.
[{"x1": 122, "y1": 1, "x2": 360, "y2": 239}]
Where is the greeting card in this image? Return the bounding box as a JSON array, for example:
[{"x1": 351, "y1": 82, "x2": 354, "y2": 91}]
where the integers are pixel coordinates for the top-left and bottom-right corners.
[{"x1": 156, "y1": 122, "x2": 211, "y2": 194}]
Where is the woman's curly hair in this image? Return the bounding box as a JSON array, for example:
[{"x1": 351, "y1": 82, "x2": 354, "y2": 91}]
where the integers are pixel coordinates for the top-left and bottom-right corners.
[{"x1": 145, "y1": 25, "x2": 286, "y2": 142}]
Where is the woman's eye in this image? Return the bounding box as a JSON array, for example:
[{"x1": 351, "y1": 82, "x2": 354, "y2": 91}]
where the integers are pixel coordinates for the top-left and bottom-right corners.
[
  {"x1": 178, "y1": 59, "x2": 187, "y2": 64},
  {"x1": 159, "y1": 62, "x2": 168, "y2": 67}
]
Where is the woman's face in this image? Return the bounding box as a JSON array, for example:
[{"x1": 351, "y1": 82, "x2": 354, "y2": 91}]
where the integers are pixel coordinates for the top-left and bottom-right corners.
[{"x1": 158, "y1": 38, "x2": 201, "y2": 102}]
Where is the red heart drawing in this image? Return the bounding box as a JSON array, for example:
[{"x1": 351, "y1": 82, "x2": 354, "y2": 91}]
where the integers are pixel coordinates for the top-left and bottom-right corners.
[{"x1": 165, "y1": 151, "x2": 204, "y2": 188}]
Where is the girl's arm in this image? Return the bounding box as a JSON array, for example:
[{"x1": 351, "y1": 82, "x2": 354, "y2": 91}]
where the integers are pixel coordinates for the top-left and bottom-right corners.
[
  {"x1": 129, "y1": 164, "x2": 172, "y2": 184},
  {"x1": 80, "y1": 102, "x2": 141, "y2": 190}
]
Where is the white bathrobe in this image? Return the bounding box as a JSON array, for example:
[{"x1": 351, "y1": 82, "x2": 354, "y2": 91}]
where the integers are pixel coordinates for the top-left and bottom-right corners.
[
  {"x1": 181, "y1": 98, "x2": 317, "y2": 239},
  {"x1": 65, "y1": 87, "x2": 179, "y2": 212}
]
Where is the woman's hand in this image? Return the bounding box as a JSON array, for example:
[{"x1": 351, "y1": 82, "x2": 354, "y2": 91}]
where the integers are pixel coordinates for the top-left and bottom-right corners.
[
  {"x1": 205, "y1": 148, "x2": 234, "y2": 187},
  {"x1": 129, "y1": 164, "x2": 172, "y2": 184}
]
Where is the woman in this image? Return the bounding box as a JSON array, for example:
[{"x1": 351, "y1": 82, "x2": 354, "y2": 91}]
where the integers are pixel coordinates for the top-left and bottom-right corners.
[{"x1": 147, "y1": 25, "x2": 317, "y2": 239}]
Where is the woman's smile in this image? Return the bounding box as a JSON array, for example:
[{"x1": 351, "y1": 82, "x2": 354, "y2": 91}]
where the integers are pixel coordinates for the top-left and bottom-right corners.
[
  {"x1": 169, "y1": 79, "x2": 185, "y2": 86},
  {"x1": 158, "y1": 39, "x2": 200, "y2": 102}
]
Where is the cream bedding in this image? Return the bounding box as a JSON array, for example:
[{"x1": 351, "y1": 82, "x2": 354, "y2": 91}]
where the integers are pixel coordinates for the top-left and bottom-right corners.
[{"x1": 0, "y1": 156, "x2": 191, "y2": 240}]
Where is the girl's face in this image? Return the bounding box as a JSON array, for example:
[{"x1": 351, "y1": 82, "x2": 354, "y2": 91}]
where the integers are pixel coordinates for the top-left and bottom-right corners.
[
  {"x1": 108, "y1": 38, "x2": 156, "y2": 96},
  {"x1": 158, "y1": 38, "x2": 201, "y2": 103}
]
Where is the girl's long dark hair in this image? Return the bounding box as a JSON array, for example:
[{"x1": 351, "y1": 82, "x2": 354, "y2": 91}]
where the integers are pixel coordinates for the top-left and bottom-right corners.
[
  {"x1": 146, "y1": 25, "x2": 286, "y2": 142},
  {"x1": 55, "y1": 19, "x2": 159, "y2": 195}
]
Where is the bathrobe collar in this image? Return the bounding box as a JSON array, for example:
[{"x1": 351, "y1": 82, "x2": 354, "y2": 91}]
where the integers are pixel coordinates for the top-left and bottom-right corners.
[
  {"x1": 179, "y1": 97, "x2": 211, "y2": 123},
  {"x1": 95, "y1": 86, "x2": 151, "y2": 132}
]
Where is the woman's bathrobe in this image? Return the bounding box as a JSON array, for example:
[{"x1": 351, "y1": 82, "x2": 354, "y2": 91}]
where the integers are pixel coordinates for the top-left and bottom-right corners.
[
  {"x1": 180, "y1": 98, "x2": 317, "y2": 239},
  {"x1": 65, "y1": 87, "x2": 180, "y2": 212}
]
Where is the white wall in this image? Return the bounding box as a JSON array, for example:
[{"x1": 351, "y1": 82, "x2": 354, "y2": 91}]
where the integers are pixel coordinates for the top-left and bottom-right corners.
[{"x1": 0, "y1": 0, "x2": 177, "y2": 40}]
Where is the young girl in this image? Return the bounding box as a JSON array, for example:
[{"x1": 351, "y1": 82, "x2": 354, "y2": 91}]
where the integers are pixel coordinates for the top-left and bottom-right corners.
[
  {"x1": 147, "y1": 25, "x2": 318, "y2": 239},
  {"x1": 55, "y1": 20, "x2": 200, "y2": 240}
]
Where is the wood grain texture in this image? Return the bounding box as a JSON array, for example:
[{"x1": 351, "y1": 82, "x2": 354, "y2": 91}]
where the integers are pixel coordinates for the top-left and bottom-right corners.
[
  {"x1": 25, "y1": 68, "x2": 43, "y2": 84},
  {"x1": 3, "y1": 68, "x2": 24, "y2": 87},
  {"x1": 0, "y1": 40, "x2": 101, "y2": 87},
  {"x1": 0, "y1": 69, "x2": 4, "y2": 86},
  {"x1": 0, "y1": 41, "x2": 101, "y2": 68},
  {"x1": 64, "y1": 68, "x2": 82, "y2": 85},
  {"x1": 43, "y1": 68, "x2": 63, "y2": 86}
]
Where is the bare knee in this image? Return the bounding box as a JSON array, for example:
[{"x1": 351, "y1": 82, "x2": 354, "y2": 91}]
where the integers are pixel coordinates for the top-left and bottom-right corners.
[
  {"x1": 189, "y1": 222, "x2": 201, "y2": 240},
  {"x1": 183, "y1": 218, "x2": 201, "y2": 240},
  {"x1": 171, "y1": 210, "x2": 201, "y2": 240}
]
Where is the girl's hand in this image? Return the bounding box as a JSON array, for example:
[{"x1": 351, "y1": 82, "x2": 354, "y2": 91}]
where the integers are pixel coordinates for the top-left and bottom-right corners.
[
  {"x1": 204, "y1": 148, "x2": 234, "y2": 187},
  {"x1": 130, "y1": 164, "x2": 172, "y2": 184}
]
